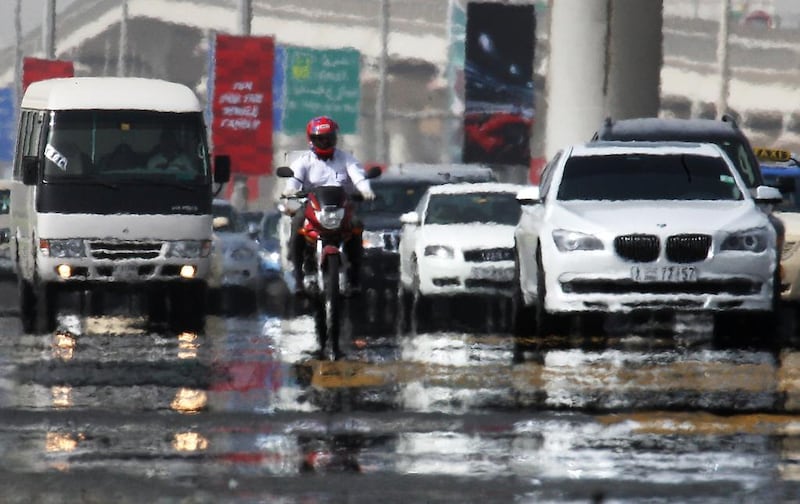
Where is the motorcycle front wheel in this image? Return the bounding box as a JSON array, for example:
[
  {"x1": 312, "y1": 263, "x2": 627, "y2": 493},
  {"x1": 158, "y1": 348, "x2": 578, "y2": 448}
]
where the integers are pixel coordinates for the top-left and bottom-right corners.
[{"x1": 316, "y1": 253, "x2": 342, "y2": 360}]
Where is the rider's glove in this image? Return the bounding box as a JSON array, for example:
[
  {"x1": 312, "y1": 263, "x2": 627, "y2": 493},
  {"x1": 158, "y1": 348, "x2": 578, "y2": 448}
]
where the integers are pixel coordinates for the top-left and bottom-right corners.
[
  {"x1": 281, "y1": 187, "x2": 299, "y2": 198},
  {"x1": 360, "y1": 188, "x2": 376, "y2": 201}
]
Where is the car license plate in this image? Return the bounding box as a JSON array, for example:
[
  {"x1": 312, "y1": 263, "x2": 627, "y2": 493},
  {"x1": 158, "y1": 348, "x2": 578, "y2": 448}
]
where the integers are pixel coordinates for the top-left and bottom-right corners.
[
  {"x1": 471, "y1": 266, "x2": 513, "y2": 281},
  {"x1": 630, "y1": 265, "x2": 697, "y2": 282}
]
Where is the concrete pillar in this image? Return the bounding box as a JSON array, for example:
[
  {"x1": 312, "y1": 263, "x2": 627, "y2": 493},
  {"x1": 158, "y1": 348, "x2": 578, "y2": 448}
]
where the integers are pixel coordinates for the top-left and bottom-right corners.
[
  {"x1": 605, "y1": 0, "x2": 662, "y2": 119},
  {"x1": 544, "y1": 0, "x2": 608, "y2": 158},
  {"x1": 544, "y1": 0, "x2": 662, "y2": 158}
]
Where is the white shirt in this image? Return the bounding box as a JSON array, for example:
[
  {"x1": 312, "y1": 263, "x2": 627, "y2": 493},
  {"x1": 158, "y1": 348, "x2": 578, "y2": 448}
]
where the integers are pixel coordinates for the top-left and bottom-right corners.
[{"x1": 284, "y1": 149, "x2": 372, "y2": 196}]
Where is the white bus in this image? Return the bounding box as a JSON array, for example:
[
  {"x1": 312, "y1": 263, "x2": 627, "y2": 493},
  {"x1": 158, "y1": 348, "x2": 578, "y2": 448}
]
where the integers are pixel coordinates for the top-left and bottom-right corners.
[{"x1": 11, "y1": 77, "x2": 230, "y2": 332}]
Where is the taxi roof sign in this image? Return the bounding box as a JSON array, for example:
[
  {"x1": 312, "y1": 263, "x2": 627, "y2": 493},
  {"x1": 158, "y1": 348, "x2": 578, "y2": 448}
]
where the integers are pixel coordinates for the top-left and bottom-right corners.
[{"x1": 754, "y1": 146, "x2": 792, "y2": 162}]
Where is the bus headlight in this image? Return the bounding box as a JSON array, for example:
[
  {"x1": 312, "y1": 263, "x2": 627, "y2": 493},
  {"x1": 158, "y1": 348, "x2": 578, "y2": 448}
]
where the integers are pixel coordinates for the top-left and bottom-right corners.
[
  {"x1": 168, "y1": 240, "x2": 211, "y2": 258},
  {"x1": 40, "y1": 239, "x2": 86, "y2": 258}
]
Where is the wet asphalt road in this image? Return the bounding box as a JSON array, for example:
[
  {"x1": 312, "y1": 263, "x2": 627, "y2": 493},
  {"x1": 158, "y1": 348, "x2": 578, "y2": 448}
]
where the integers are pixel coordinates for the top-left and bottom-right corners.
[{"x1": 1, "y1": 278, "x2": 800, "y2": 503}]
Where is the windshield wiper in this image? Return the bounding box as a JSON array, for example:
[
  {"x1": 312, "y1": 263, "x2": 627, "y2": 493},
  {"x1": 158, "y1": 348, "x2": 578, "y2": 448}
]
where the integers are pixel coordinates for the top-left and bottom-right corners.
[{"x1": 680, "y1": 154, "x2": 692, "y2": 183}]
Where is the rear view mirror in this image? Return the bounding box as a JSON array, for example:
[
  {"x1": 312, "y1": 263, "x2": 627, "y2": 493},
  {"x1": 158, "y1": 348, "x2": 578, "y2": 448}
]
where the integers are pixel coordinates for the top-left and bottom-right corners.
[
  {"x1": 275, "y1": 166, "x2": 293, "y2": 178},
  {"x1": 516, "y1": 186, "x2": 541, "y2": 205},
  {"x1": 754, "y1": 185, "x2": 783, "y2": 204},
  {"x1": 365, "y1": 166, "x2": 383, "y2": 179},
  {"x1": 214, "y1": 155, "x2": 231, "y2": 184}
]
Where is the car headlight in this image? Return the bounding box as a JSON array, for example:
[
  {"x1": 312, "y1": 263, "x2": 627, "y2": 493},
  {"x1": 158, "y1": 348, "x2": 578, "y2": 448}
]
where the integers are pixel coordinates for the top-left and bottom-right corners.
[
  {"x1": 40, "y1": 239, "x2": 86, "y2": 258},
  {"x1": 168, "y1": 240, "x2": 211, "y2": 258},
  {"x1": 424, "y1": 245, "x2": 455, "y2": 259},
  {"x1": 552, "y1": 229, "x2": 604, "y2": 252},
  {"x1": 315, "y1": 207, "x2": 345, "y2": 230},
  {"x1": 362, "y1": 230, "x2": 385, "y2": 249},
  {"x1": 259, "y1": 249, "x2": 280, "y2": 264},
  {"x1": 720, "y1": 227, "x2": 769, "y2": 253},
  {"x1": 231, "y1": 247, "x2": 255, "y2": 261}
]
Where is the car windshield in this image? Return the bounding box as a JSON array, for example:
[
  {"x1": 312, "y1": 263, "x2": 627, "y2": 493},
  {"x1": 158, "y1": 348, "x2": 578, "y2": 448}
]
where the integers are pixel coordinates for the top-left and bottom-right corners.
[
  {"x1": 424, "y1": 192, "x2": 521, "y2": 225},
  {"x1": 360, "y1": 182, "x2": 433, "y2": 213},
  {"x1": 558, "y1": 153, "x2": 744, "y2": 201}
]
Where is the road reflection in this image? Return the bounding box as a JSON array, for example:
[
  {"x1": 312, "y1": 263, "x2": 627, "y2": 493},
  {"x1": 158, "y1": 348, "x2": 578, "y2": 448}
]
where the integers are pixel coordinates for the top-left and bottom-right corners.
[{"x1": 0, "y1": 293, "x2": 799, "y2": 501}]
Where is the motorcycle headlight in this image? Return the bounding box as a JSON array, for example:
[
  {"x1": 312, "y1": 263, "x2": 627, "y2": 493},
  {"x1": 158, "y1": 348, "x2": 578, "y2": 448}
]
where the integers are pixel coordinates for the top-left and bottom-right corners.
[
  {"x1": 721, "y1": 227, "x2": 769, "y2": 253},
  {"x1": 41, "y1": 239, "x2": 86, "y2": 258},
  {"x1": 168, "y1": 240, "x2": 211, "y2": 258},
  {"x1": 552, "y1": 229, "x2": 604, "y2": 252},
  {"x1": 316, "y1": 207, "x2": 345, "y2": 230},
  {"x1": 424, "y1": 245, "x2": 455, "y2": 259}
]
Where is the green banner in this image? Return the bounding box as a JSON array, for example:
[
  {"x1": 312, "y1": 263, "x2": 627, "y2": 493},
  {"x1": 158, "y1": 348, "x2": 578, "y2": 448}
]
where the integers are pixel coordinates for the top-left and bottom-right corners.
[{"x1": 283, "y1": 47, "x2": 361, "y2": 134}]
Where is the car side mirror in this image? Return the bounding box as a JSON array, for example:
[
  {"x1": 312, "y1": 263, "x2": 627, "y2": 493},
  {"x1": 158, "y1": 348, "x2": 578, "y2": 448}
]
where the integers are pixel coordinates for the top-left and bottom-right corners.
[
  {"x1": 516, "y1": 185, "x2": 541, "y2": 205},
  {"x1": 754, "y1": 185, "x2": 783, "y2": 204},
  {"x1": 22, "y1": 156, "x2": 40, "y2": 186},
  {"x1": 400, "y1": 211, "x2": 420, "y2": 225}
]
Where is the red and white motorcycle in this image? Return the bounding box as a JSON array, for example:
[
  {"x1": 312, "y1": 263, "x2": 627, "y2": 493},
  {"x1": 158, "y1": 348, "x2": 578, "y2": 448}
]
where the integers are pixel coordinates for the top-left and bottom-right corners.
[{"x1": 276, "y1": 165, "x2": 381, "y2": 359}]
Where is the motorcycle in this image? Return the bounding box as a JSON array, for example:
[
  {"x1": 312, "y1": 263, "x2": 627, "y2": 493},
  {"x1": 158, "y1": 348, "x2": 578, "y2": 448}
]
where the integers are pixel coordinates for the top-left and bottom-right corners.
[{"x1": 276, "y1": 165, "x2": 381, "y2": 360}]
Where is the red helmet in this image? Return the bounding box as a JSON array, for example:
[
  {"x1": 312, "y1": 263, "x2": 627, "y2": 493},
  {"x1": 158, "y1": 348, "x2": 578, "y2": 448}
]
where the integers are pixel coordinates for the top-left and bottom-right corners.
[{"x1": 306, "y1": 116, "x2": 338, "y2": 159}]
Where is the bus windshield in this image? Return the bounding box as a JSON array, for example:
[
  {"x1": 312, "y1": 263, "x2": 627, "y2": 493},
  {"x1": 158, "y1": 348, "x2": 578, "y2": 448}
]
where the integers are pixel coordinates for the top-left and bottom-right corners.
[{"x1": 43, "y1": 110, "x2": 210, "y2": 183}]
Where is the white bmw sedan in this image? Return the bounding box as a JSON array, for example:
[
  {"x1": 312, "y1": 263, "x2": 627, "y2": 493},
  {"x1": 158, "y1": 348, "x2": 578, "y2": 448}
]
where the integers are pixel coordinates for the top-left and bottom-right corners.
[
  {"x1": 398, "y1": 182, "x2": 526, "y2": 326},
  {"x1": 512, "y1": 141, "x2": 782, "y2": 339}
]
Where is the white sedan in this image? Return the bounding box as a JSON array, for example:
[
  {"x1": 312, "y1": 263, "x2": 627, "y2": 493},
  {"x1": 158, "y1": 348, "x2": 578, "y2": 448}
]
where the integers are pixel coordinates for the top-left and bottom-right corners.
[
  {"x1": 512, "y1": 141, "x2": 782, "y2": 342},
  {"x1": 397, "y1": 182, "x2": 526, "y2": 329}
]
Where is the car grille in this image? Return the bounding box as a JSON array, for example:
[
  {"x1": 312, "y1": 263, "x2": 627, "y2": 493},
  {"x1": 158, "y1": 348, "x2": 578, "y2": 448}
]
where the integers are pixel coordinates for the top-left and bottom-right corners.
[
  {"x1": 463, "y1": 247, "x2": 514, "y2": 262},
  {"x1": 88, "y1": 240, "x2": 164, "y2": 260},
  {"x1": 666, "y1": 234, "x2": 711, "y2": 263},
  {"x1": 614, "y1": 234, "x2": 660, "y2": 262}
]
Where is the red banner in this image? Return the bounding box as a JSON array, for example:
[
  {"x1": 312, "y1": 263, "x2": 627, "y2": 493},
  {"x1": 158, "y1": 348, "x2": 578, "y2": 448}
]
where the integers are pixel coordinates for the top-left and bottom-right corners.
[
  {"x1": 210, "y1": 34, "x2": 274, "y2": 177},
  {"x1": 22, "y1": 57, "x2": 74, "y2": 92}
]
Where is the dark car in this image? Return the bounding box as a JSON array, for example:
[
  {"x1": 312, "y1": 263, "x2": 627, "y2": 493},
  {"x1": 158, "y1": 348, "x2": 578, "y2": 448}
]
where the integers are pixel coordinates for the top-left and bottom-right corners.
[
  {"x1": 592, "y1": 115, "x2": 765, "y2": 190},
  {"x1": 358, "y1": 163, "x2": 497, "y2": 294},
  {"x1": 592, "y1": 115, "x2": 785, "y2": 314}
]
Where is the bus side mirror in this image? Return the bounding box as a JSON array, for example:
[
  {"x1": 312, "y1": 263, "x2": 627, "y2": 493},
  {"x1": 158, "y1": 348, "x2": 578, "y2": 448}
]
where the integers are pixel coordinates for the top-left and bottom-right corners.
[
  {"x1": 22, "y1": 156, "x2": 39, "y2": 186},
  {"x1": 214, "y1": 155, "x2": 231, "y2": 184}
]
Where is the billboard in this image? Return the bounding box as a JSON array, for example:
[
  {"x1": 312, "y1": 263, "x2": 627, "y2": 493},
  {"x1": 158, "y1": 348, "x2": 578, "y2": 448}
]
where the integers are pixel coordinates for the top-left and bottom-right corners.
[
  {"x1": 282, "y1": 47, "x2": 361, "y2": 134},
  {"x1": 208, "y1": 34, "x2": 274, "y2": 177},
  {"x1": 0, "y1": 88, "x2": 14, "y2": 163},
  {"x1": 463, "y1": 3, "x2": 535, "y2": 166},
  {"x1": 22, "y1": 57, "x2": 74, "y2": 92}
]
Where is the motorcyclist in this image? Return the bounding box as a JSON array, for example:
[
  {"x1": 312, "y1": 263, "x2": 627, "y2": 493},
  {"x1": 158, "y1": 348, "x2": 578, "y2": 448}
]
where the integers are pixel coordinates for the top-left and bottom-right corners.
[{"x1": 281, "y1": 116, "x2": 376, "y2": 295}]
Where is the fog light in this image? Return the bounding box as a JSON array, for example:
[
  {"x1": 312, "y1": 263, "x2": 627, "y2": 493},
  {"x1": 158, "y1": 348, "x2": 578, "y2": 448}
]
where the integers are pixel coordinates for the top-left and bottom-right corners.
[
  {"x1": 56, "y1": 264, "x2": 72, "y2": 279},
  {"x1": 179, "y1": 265, "x2": 196, "y2": 279}
]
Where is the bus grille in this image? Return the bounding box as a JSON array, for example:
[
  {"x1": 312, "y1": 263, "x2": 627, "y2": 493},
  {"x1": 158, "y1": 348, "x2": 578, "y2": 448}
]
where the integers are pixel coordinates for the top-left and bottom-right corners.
[{"x1": 88, "y1": 240, "x2": 164, "y2": 261}]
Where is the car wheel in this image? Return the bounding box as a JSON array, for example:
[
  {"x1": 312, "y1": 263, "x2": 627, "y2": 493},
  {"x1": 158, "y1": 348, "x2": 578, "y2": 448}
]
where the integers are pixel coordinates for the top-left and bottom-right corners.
[
  {"x1": 535, "y1": 248, "x2": 568, "y2": 337},
  {"x1": 410, "y1": 257, "x2": 428, "y2": 334},
  {"x1": 395, "y1": 282, "x2": 412, "y2": 337},
  {"x1": 511, "y1": 249, "x2": 537, "y2": 337}
]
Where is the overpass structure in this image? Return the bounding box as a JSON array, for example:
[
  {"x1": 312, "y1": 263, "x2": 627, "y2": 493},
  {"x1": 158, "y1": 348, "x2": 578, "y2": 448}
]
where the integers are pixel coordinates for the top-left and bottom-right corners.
[{"x1": 0, "y1": 0, "x2": 799, "y2": 171}]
